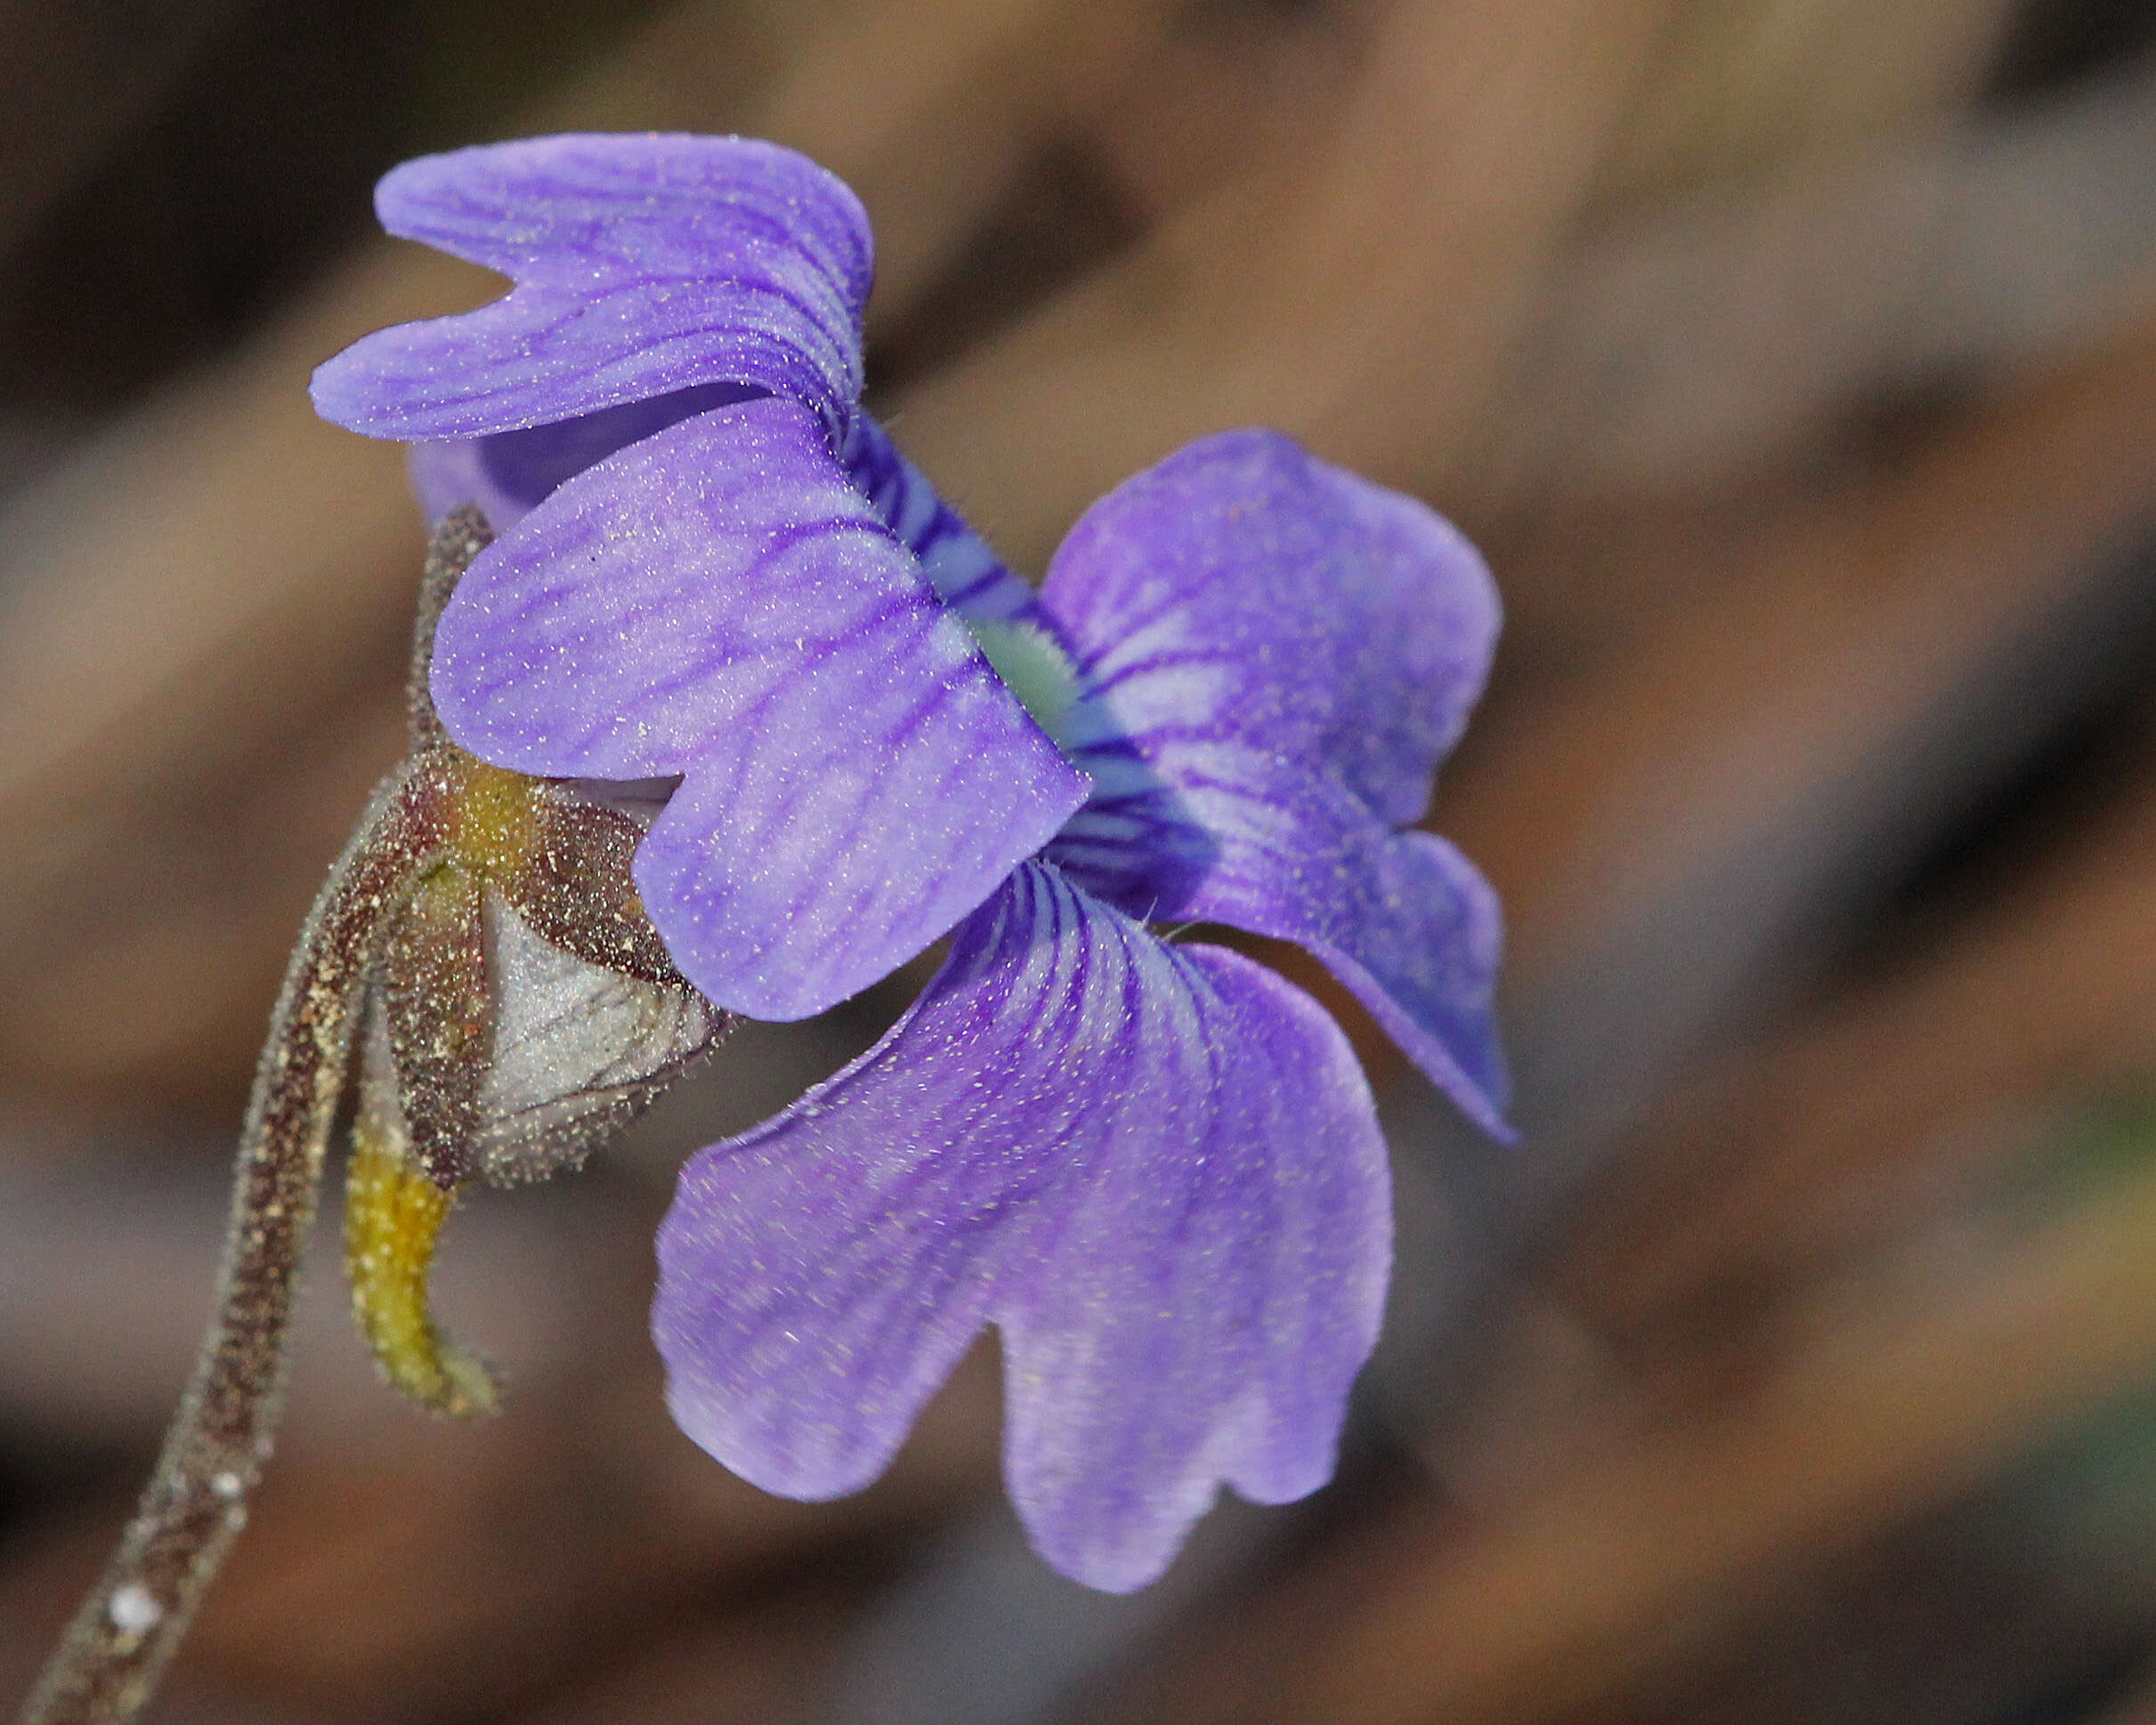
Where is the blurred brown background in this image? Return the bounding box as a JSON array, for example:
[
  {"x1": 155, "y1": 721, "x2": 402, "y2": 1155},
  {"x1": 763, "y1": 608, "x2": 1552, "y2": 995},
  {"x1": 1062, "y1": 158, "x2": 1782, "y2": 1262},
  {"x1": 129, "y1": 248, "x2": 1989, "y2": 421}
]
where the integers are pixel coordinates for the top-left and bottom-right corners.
[{"x1": 8, "y1": 1, "x2": 2156, "y2": 1721}]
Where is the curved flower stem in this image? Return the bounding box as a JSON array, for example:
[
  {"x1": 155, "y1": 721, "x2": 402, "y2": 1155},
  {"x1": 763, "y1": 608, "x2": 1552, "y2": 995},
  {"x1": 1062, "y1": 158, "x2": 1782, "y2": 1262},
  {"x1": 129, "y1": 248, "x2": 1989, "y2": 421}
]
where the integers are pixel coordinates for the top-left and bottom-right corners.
[{"x1": 18, "y1": 766, "x2": 446, "y2": 1725}]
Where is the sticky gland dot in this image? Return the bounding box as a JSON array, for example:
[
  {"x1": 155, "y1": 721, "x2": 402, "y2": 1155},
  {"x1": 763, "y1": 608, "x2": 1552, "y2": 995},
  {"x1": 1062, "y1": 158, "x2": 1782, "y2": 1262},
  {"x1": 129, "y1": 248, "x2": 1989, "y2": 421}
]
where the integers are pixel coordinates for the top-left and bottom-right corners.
[{"x1": 109, "y1": 1583, "x2": 162, "y2": 1633}]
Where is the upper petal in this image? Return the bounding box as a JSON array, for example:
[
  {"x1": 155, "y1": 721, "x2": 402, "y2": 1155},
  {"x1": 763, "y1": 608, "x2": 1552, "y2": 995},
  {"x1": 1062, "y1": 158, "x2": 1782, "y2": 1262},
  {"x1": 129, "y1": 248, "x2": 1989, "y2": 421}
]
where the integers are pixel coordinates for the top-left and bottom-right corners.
[
  {"x1": 429, "y1": 397, "x2": 1089, "y2": 1019},
  {"x1": 652, "y1": 860, "x2": 1390, "y2": 1591},
  {"x1": 311, "y1": 134, "x2": 871, "y2": 440},
  {"x1": 1041, "y1": 428, "x2": 1498, "y2": 829}
]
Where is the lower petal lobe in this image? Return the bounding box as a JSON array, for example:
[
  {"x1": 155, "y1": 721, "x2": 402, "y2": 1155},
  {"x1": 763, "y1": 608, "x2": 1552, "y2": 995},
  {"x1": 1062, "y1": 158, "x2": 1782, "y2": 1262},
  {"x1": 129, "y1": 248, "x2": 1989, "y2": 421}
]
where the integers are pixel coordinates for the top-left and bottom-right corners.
[{"x1": 652, "y1": 861, "x2": 1390, "y2": 1591}]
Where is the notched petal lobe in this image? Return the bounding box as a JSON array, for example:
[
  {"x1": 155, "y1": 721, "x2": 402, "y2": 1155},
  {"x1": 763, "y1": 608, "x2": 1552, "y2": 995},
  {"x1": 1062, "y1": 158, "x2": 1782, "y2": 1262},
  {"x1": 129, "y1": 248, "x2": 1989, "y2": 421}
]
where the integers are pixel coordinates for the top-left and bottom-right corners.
[
  {"x1": 652, "y1": 861, "x2": 1390, "y2": 1591},
  {"x1": 311, "y1": 134, "x2": 871, "y2": 440}
]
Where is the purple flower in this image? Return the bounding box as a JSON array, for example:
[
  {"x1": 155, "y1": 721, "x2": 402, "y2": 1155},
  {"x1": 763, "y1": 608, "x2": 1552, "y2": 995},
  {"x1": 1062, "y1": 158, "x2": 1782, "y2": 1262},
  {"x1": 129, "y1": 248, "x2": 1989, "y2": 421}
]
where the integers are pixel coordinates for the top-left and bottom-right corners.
[{"x1": 313, "y1": 134, "x2": 1508, "y2": 1591}]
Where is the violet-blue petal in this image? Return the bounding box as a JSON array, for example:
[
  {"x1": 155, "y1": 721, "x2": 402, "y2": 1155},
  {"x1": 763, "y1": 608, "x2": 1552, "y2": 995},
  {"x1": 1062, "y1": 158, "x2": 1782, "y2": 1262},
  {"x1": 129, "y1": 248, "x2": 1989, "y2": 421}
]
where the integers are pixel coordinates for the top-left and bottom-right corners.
[
  {"x1": 429, "y1": 398, "x2": 1088, "y2": 1019},
  {"x1": 1084, "y1": 770, "x2": 1512, "y2": 1136},
  {"x1": 407, "y1": 439, "x2": 524, "y2": 531},
  {"x1": 838, "y1": 411, "x2": 1053, "y2": 628},
  {"x1": 653, "y1": 860, "x2": 1390, "y2": 1591},
  {"x1": 311, "y1": 134, "x2": 870, "y2": 440},
  {"x1": 1038, "y1": 429, "x2": 1510, "y2": 1133},
  {"x1": 1046, "y1": 427, "x2": 1497, "y2": 824},
  {"x1": 407, "y1": 384, "x2": 767, "y2": 530}
]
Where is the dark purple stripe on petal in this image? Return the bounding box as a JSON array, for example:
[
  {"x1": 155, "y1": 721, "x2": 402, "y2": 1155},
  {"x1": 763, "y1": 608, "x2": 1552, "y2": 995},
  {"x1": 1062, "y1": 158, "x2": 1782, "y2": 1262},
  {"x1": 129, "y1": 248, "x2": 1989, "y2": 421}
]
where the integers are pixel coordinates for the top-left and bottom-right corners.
[{"x1": 837, "y1": 412, "x2": 1055, "y2": 630}]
